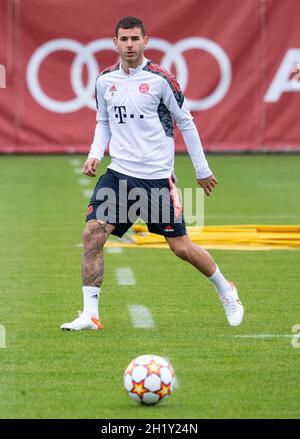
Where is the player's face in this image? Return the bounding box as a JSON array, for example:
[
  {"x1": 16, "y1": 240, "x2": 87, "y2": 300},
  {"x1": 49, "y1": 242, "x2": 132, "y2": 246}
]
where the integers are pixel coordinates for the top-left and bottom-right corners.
[{"x1": 114, "y1": 27, "x2": 148, "y2": 68}]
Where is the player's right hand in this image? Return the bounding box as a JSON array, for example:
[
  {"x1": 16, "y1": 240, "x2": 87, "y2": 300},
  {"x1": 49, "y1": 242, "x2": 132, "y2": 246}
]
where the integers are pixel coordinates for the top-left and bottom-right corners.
[
  {"x1": 82, "y1": 158, "x2": 100, "y2": 177},
  {"x1": 197, "y1": 174, "x2": 218, "y2": 196}
]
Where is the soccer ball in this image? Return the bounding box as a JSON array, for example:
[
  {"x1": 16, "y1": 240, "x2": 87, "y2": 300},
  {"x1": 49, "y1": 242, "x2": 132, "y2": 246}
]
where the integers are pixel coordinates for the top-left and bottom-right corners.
[{"x1": 124, "y1": 354, "x2": 176, "y2": 405}]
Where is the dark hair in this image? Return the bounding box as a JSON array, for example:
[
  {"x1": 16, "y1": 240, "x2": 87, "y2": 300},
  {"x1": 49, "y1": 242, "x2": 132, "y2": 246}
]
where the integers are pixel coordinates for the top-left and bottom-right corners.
[{"x1": 115, "y1": 16, "x2": 146, "y2": 37}]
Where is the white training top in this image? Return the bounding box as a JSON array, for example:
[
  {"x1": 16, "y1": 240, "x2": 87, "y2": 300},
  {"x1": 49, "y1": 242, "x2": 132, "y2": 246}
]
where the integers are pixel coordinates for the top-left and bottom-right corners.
[{"x1": 89, "y1": 57, "x2": 212, "y2": 180}]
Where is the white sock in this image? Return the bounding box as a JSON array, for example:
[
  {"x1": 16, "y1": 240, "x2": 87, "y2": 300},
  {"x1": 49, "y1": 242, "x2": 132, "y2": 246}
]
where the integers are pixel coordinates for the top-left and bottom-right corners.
[
  {"x1": 208, "y1": 266, "x2": 231, "y2": 298},
  {"x1": 82, "y1": 286, "x2": 100, "y2": 318}
]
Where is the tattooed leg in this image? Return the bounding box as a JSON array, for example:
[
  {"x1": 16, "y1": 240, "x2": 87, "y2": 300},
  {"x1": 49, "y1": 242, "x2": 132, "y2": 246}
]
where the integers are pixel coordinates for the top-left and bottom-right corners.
[{"x1": 82, "y1": 220, "x2": 115, "y2": 287}]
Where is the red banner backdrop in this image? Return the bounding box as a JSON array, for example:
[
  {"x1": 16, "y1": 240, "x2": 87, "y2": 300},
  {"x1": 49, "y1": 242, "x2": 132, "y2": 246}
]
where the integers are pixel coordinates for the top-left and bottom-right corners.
[{"x1": 0, "y1": 0, "x2": 300, "y2": 154}]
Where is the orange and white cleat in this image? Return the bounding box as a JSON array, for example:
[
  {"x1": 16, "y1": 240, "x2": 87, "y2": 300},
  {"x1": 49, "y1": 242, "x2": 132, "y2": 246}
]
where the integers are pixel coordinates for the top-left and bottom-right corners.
[
  {"x1": 60, "y1": 311, "x2": 102, "y2": 331},
  {"x1": 220, "y1": 282, "x2": 244, "y2": 326}
]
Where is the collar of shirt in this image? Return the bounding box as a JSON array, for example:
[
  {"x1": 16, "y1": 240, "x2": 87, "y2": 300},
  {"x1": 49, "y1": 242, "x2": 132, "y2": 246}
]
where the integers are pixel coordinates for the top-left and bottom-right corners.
[{"x1": 120, "y1": 57, "x2": 148, "y2": 76}]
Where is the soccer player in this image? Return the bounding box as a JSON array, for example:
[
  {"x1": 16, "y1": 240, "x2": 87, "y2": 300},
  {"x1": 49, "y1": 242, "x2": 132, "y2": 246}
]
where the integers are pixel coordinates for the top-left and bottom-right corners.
[{"x1": 61, "y1": 16, "x2": 244, "y2": 331}]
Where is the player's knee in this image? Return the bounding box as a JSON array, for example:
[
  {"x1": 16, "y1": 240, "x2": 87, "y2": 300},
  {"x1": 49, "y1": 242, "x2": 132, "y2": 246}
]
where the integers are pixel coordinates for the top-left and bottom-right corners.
[
  {"x1": 170, "y1": 244, "x2": 190, "y2": 261},
  {"x1": 82, "y1": 221, "x2": 105, "y2": 247}
]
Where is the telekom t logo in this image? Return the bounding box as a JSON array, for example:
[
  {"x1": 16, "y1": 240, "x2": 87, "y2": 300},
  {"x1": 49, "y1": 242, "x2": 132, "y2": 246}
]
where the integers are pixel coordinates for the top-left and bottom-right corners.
[
  {"x1": 0, "y1": 64, "x2": 6, "y2": 88},
  {"x1": 264, "y1": 49, "x2": 300, "y2": 101},
  {"x1": 114, "y1": 106, "x2": 127, "y2": 124}
]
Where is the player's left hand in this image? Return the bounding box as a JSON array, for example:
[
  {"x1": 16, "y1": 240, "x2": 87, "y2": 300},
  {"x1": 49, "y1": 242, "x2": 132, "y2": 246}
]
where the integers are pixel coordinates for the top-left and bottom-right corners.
[{"x1": 197, "y1": 175, "x2": 218, "y2": 196}]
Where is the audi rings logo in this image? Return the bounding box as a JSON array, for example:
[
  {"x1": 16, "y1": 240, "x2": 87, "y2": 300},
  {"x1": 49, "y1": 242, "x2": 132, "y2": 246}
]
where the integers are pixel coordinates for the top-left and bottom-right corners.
[{"x1": 27, "y1": 37, "x2": 232, "y2": 113}]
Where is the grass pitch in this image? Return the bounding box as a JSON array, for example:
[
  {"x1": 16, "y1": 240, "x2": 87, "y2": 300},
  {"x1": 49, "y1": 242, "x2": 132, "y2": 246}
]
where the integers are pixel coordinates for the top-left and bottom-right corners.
[{"x1": 0, "y1": 154, "x2": 300, "y2": 418}]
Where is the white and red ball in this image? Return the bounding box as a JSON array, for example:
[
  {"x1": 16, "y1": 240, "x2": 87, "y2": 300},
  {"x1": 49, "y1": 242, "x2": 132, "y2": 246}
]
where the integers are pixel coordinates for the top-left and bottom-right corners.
[{"x1": 124, "y1": 354, "x2": 176, "y2": 405}]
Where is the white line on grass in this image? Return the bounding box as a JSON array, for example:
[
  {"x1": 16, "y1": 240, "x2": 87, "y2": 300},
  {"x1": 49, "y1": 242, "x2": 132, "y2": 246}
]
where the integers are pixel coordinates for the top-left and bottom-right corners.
[
  {"x1": 73, "y1": 168, "x2": 83, "y2": 175},
  {"x1": 106, "y1": 247, "x2": 123, "y2": 254},
  {"x1": 78, "y1": 178, "x2": 90, "y2": 186},
  {"x1": 69, "y1": 159, "x2": 81, "y2": 166},
  {"x1": 128, "y1": 305, "x2": 154, "y2": 328},
  {"x1": 0, "y1": 325, "x2": 6, "y2": 348},
  {"x1": 82, "y1": 189, "x2": 93, "y2": 199},
  {"x1": 116, "y1": 268, "x2": 135, "y2": 285},
  {"x1": 235, "y1": 334, "x2": 293, "y2": 339}
]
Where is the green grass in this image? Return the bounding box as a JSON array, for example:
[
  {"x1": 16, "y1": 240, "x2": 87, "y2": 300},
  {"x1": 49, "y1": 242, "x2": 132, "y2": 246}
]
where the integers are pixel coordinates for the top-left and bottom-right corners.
[{"x1": 0, "y1": 155, "x2": 300, "y2": 418}]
